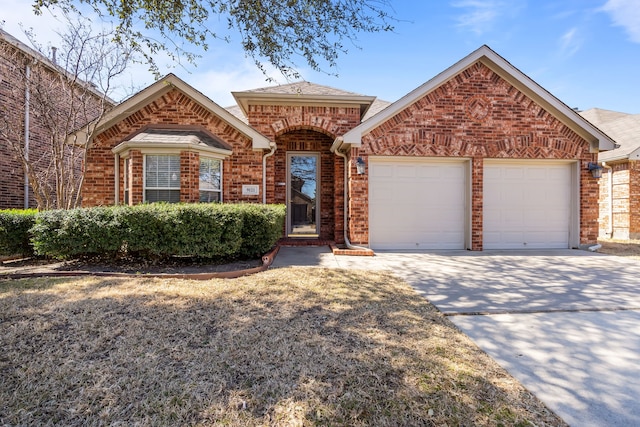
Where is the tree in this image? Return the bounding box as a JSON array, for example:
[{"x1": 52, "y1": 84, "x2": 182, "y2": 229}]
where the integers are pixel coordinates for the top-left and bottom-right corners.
[
  {"x1": 0, "y1": 14, "x2": 135, "y2": 209},
  {"x1": 32, "y1": 0, "x2": 395, "y2": 79}
]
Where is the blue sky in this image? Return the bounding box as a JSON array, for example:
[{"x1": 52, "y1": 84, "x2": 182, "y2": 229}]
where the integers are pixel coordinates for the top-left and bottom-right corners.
[{"x1": 2, "y1": 0, "x2": 639, "y2": 113}]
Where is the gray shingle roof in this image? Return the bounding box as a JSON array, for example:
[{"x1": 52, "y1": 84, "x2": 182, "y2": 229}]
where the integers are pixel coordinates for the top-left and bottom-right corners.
[
  {"x1": 580, "y1": 108, "x2": 640, "y2": 161},
  {"x1": 243, "y1": 81, "x2": 367, "y2": 97},
  {"x1": 129, "y1": 128, "x2": 232, "y2": 151}
]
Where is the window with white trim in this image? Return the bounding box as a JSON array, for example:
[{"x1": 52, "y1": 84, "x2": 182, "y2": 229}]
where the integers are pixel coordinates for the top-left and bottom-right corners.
[
  {"x1": 199, "y1": 157, "x2": 222, "y2": 202},
  {"x1": 123, "y1": 157, "x2": 130, "y2": 205},
  {"x1": 144, "y1": 155, "x2": 180, "y2": 203}
]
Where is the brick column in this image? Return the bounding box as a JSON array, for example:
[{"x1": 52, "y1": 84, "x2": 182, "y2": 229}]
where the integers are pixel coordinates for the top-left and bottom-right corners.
[
  {"x1": 180, "y1": 151, "x2": 200, "y2": 203},
  {"x1": 471, "y1": 157, "x2": 484, "y2": 250}
]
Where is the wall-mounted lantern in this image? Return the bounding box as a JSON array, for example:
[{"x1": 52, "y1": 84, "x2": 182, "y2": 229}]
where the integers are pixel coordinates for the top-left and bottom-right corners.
[
  {"x1": 355, "y1": 157, "x2": 366, "y2": 175},
  {"x1": 588, "y1": 162, "x2": 603, "y2": 179}
]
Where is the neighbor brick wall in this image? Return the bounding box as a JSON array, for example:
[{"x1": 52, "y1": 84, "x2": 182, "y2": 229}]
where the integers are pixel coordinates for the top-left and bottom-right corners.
[
  {"x1": 353, "y1": 61, "x2": 598, "y2": 249},
  {"x1": 1, "y1": 36, "x2": 107, "y2": 209},
  {"x1": 83, "y1": 89, "x2": 261, "y2": 207},
  {"x1": 598, "y1": 162, "x2": 636, "y2": 240}
]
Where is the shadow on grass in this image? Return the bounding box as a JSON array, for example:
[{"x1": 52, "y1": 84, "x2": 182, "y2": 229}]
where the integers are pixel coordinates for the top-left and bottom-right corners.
[{"x1": 0, "y1": 269, "x2": 565, "y2": 426}]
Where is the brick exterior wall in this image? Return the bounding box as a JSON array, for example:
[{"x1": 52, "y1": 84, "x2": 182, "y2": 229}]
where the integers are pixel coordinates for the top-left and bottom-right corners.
[
  {"x1": 599, "y1": 161, "x2": 640, "y2": 240},
  {"x1": 0, "y1": 46, "x2": 29, "y2": 208},
  {"x1": 243, "y1": 105, "x2": 361, "y2": 242},
  {"x1": 82, "y1": 89, "x2": 261, "y2": 207},
  {"x1": 1, "y1": 34, "x2": 108, "y2": 209},
  {"x1": 352, "y1": 62, "x2": 598, "y2": 249},
  {"x1": 82, "y1": 61, "x2": 602, "y2": 250}
]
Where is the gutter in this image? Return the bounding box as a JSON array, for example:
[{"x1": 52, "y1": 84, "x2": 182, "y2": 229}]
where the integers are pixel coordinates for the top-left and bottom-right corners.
[
  {"x1": 262, "y1": 141, "x2": 276, "y2": 204},
  {"x1": 333, "y1": 138, "x2": 370, "y2": 251},
  {"x1": 602, "y1": 162, "x2": 613, "y2": 238},
  {"x1": 23, "y1": 64, "x2": 30, "y2": 209}
]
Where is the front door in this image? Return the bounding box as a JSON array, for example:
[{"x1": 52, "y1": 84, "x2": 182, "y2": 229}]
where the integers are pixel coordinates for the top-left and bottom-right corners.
[{"x1": 287, "y1": 153, "x2": 319, "y2": 237}]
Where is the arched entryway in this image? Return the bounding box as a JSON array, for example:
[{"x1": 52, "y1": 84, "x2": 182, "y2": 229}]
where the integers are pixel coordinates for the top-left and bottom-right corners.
[{"x1": 271, "y1": 129, "x2": 339, "y2": 241}]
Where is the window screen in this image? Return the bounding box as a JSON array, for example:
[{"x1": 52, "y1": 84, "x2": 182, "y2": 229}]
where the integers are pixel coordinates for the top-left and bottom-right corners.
[
  {"x1": 199, "y1": 157, "x2": 222, "y2": 202},
  {"x1": 145, "y1": 155, "x2": 180, "y2": 203}
]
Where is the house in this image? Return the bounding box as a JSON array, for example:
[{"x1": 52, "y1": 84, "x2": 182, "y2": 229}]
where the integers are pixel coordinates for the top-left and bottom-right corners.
[
  {"x1": 580, "y1": 108, "x2": 640, "y2": 240},
  {"x1": 0, "y1": 28, "x2": 111, "y2": 209},
  {"x1": 79, "y1": 45, "x2": 615, "y2": 251}
]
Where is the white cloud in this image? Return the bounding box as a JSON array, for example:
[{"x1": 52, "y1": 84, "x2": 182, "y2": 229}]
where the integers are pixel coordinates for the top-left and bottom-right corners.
[
  {"x1": 559, "y1": 27, "x2": 583, "y2": 56},
  {"x1": 451, "y1": 0, "x2": 508, "y2": 35},
  {"x1": 602, "y1": 0, "x2": 640, "y2": 43}
]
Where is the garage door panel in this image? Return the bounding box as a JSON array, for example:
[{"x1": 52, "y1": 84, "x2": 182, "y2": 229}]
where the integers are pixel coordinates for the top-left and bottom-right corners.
[
  {"x1": 484, "y1": 162, "x2": 572, "y2": 250},
  {"x1": 369, "y1": 159, "x2": 467, "y2": 250}
]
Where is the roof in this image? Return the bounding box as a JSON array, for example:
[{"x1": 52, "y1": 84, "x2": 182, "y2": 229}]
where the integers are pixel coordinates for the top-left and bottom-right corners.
[
  {"x1": 129, "y1": 128, "x2": 232, "y2": 150},
  {"x1": 0, "y1": 28, "x2": 113, "y2": 105},
  {"x1": 337, "y1": 45, "x2": 616, "y2": 154},
  {"x1": 232, "y1": 81, "x2": 377, "y2": 120},
  {"x1": 112, "y1": 126, "x2": 233, "y2": 156},
  {"x1": 71, "y1": 73, "x2": 271, "y2": 150},
  {"x1": 581, "y1": 108, "x2": 640, "y2": 162}
]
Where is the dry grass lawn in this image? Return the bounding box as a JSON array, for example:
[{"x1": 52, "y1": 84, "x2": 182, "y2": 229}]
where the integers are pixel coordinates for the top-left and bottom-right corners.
[{"x1": 0, "y1": 268, "x2": 566, "y2": 426}]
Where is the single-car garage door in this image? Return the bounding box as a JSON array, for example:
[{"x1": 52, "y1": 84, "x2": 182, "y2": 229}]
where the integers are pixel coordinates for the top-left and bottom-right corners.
[
  {"x1": 483, "y1": 161, "x2": 573, "y2": 249},
  {"x1": 369, "y1": 158, "x2": 468, "y2": 250}
]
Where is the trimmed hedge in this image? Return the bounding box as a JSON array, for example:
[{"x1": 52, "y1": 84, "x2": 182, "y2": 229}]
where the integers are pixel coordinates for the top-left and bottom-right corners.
[
  {"x1": 30, "y1": 203, "x2": 285, "y2": 260},
  {"x1": 0, "y1": 209, "x2": 38, "y2": 257}
]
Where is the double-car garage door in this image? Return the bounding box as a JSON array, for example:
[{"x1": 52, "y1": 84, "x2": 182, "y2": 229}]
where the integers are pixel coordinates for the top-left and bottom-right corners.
[{"x1": 368, "y1": 157, "x2": 574, "y2": 250}]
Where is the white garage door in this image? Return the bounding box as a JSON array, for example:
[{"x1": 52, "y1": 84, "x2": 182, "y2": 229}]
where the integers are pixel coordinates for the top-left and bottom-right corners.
[
  {"x1": 483, "y1": 161, "x2": 572, "y2": 249},
  {"x1": 369, "y1": 158, "x2": 467, "y2": 250}
]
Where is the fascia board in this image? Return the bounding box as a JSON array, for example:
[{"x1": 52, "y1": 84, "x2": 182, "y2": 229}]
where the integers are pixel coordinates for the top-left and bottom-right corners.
[{"x1": 232, "y1": 91, "x2": 376, "y2": 119}]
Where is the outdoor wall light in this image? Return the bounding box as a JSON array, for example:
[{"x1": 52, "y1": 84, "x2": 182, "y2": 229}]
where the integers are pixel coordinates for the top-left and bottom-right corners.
[
  {"x1": 588, "y1": 162, "x2": 603, "y2": 179},
  {"x1": 355, "y1": 157, "x2": 366, "y2": 175}
]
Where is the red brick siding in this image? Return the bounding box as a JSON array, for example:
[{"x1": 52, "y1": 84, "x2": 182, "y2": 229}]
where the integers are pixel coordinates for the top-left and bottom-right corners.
[
  {"x1": 1, "y1": 38, "x2": 107, "y2": 209},
  {"x1": 244, "y1": 104, "x2": 361, "y2": 243},
  {"x1": 82, "y1": 88, "x2": 259, "y2": 207},
  {"x1": 180, "y1": 151, "x2": 199, "y2": 203},
  {"x1": 354, "y1": 61, "x2": 598, "y2": 248}
]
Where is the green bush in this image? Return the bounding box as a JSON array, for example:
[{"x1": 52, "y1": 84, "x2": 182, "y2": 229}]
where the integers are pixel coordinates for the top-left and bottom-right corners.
[
  {"x1": 0, "y1": 209, "x2": 37, "y2": 256},
  {"x1": 235, "y1": 203, "x2": 286, "y2": 257},
  {"x1": 30, "y1": 203, "x2": 285, "y2": 261}
]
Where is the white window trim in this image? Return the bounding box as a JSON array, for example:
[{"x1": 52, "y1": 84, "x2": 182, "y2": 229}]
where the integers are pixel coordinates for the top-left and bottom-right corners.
[
  {"x1": 143, "y1": 154, "x2": 181, "y2": 203},
  {"x1": 199, "y1": 157, "x2": 224, "y2": 203}
]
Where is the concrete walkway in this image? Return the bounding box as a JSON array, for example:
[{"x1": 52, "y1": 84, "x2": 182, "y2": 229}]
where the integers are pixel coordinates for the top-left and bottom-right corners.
[{"x1": 272, "y1": 246, "x2": 640, "y2": 426}]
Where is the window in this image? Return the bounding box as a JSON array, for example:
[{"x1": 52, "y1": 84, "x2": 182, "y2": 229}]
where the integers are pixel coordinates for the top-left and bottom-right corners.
[
  {"x1": 199, "y1": 157, "x2": 222, "y2": 202},
  {"x1": 123, "y1": 157, "x2": 130, "y2": 205},
  {"x1": 145, "y1": 155, "x2": 180, "y2": 203}
]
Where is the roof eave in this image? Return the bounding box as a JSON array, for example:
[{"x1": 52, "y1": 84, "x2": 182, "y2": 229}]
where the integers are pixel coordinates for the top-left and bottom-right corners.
[{"x1": 232, "y1": 91, "x2": 376, "y2": 120}]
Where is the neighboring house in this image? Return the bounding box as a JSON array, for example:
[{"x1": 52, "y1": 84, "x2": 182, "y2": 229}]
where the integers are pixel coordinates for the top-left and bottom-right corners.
[
  {"x1": 0, "y1": 28, "x2": 110, "y2": 209},
  {"x1": 78, "y1": 45, "x2": 615, "y2": 251},
  {"x1": 580, "y1": 108, "x2": 640, "y2": 240}
]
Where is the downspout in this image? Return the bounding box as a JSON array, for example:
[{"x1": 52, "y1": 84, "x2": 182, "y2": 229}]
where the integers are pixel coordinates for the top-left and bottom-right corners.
[
  {"x1": 23, "y1": 64, "x2": 30, "y2": 209},
  {"x1": 262, "y1": 141, "x2": 277, "y2": 204},
  {"x1": 114, "y1": 154, "x2": 120, "y2": 205},
  {"x1": 602, "y1": 162, "x2": 613, "y2": 238},
  {"x1": 334, "y1": 140, "x2": 369, "y2": 251}
]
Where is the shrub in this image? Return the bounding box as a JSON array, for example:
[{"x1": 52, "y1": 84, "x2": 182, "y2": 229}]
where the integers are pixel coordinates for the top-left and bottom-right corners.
[
  {"x1": 235, "y1": 203, "x2": 286, "y2": 257},
  {"x1": 31, "y1": 206, "x2": 126, "y2": 259},
  {"x1": 0, "y1": 209, "x2": 37, "y2": 256},
  {"x1": 30, "y1": 203, "x2": 285, "y2": 261}
]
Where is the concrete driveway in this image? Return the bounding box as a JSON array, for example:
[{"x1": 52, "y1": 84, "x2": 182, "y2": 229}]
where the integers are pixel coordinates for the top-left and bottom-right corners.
[{"x1": 273, "y1": 247, "x2": 640, "y2": 426}]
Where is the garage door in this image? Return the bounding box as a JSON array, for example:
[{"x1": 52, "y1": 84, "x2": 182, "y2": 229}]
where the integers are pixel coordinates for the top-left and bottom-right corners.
[
  {"x1": 483, "y1": 161, "x2": 572, "y2": 249},
  {"x1": 369, "y1": 158, "x2": 467, "y2": 250}
]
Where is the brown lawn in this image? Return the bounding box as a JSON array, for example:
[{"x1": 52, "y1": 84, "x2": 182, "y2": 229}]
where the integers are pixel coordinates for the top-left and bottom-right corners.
[{"x1": 0, "y1": 268, "x2": 566, "y2": 426}]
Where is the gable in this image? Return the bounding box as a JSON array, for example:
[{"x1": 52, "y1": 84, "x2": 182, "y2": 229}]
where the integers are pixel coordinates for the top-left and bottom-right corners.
[
  {"x1": 339, "y1": 45, "x2": 615, "y2": 154},
  {"x1": 71, "y1": 74, "x2": 270, "y2": 150}
]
